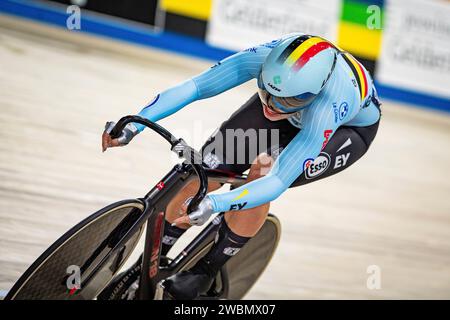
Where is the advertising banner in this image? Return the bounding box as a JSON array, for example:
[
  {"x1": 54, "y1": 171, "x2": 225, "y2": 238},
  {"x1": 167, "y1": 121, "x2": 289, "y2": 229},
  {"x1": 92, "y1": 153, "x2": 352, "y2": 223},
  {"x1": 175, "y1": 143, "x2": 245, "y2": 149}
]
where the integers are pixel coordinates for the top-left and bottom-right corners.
[
  {"x1": 207, "y1": 0, "x2": 341, "y2": 51},
  {"x1": 47, "y1": 0, "x2": 158, "y2": 26},
  {"x1": 160, "y1": 0, "x2": 212, "y2": 21},
  {"x1": 376, "y1": 0, "x2": 450, "y2": 99}
]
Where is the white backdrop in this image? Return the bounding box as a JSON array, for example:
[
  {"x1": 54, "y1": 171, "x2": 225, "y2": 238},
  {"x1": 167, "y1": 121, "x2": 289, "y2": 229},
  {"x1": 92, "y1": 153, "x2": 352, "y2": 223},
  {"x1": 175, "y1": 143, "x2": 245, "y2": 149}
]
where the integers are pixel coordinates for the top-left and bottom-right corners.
[{"x1": 376, "y1": 0, "x2": 450, "y2": 98}]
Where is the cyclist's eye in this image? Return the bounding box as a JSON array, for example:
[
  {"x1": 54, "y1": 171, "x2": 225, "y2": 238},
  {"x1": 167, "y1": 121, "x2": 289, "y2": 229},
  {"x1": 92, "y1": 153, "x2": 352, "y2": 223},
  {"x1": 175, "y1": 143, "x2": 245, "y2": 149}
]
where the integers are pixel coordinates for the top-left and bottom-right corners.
[{"x1": 268, "y1": 98, "x2": 284, "y2": 113}]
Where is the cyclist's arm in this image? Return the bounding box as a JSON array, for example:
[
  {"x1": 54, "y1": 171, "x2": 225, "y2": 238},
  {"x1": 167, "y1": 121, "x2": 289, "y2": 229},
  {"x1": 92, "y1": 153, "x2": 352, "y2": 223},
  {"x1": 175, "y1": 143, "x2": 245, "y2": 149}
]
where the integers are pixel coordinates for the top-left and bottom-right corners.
[
  {"x1": 134, "y1": 45, "x2": 273, "y2": 132},
  {"x1": 208, "y1": 101, "x2": 339, "y2": 213}
]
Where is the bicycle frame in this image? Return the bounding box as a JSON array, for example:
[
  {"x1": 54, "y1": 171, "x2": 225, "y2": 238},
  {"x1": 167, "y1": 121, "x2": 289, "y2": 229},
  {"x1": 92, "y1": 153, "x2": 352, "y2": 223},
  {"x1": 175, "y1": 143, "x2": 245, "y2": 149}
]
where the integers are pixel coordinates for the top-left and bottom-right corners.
[
  {"x1": 135, "y1": 163, "x2": 245, "y2": 299},
  {"x1": 109, "y1": 116, "x2": 247, "y2": 300}
]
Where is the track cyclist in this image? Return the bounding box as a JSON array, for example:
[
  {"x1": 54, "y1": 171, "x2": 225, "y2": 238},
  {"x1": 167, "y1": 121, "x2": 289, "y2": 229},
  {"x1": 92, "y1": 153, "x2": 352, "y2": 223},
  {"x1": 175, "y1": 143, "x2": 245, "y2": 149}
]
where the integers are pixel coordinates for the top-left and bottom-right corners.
[{"x1": 102, "y1": 33, "x2": 382, "y2": 300}]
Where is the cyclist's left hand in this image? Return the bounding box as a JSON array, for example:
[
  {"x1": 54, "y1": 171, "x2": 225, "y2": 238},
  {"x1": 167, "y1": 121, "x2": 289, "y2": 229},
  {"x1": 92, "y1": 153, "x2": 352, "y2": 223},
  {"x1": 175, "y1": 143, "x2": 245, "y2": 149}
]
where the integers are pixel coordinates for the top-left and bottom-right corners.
[
  {"x1": 102, "y1": 121, "x2": 139, "y2": 152},
  {"x1": 172, "y1": 196, "x2": 214, "y2": 227}
]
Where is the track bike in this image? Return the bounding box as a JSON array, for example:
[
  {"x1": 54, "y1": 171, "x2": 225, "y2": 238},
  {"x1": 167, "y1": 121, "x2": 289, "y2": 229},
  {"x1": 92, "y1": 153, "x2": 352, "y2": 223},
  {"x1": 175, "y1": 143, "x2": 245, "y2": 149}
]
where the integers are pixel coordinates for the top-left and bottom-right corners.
[{"x1": 5, "y1": 116, "x2": 281, "y2": 300}]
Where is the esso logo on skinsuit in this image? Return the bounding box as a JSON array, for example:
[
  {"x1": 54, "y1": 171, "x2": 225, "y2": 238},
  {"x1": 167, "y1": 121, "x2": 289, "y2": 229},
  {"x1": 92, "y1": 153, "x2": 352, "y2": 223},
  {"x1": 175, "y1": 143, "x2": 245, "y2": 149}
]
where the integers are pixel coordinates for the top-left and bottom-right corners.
[{"x1": 304, "y1": 153, "x2": 331, "y2": 179}]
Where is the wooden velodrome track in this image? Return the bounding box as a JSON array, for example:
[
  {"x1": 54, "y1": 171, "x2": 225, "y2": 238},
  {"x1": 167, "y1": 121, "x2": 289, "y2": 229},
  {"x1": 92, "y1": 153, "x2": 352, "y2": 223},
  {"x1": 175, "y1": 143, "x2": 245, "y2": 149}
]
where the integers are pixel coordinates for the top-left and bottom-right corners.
[{"x1": 0, "y1": 15, "x2": 449, "y2": 299}]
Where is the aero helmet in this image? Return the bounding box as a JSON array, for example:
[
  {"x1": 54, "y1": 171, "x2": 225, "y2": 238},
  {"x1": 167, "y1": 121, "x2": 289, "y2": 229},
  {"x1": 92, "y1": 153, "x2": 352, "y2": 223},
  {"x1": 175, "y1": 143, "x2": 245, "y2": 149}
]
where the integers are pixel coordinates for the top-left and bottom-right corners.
[{"x1": 258, "y1": 33, "x2": 338, "y2": 113}]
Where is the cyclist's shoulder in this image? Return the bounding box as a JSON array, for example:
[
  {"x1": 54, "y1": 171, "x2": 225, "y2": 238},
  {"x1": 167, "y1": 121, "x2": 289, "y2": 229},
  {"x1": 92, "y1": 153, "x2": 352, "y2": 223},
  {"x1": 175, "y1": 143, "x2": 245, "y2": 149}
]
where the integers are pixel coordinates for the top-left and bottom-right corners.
[
  {"x1": 334, "y1": 52, "x2": 374, "y2": 102},
  {"x1": 298, "y1": 74, "x2": 359, "y2": 127},
  {"x1": 311, "y1": 54, "x2": 371, "y2": 113}
]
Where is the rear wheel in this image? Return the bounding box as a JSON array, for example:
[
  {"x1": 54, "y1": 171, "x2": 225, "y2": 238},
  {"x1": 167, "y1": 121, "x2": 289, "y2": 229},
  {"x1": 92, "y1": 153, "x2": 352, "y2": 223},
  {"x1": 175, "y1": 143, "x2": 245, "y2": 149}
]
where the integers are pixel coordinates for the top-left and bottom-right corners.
[
  {"x1": 223, "y1": 214, "x2": 281, "y2": 299},
  {"x1": 5, "y1": 200, "x2": 145, "y2": 300},
  {"x1": 174, "y1": 214, "x2": 281, "y2": 300},
  {"x1": 97, "y1": 255, "x2": 142, "y2": 300}
]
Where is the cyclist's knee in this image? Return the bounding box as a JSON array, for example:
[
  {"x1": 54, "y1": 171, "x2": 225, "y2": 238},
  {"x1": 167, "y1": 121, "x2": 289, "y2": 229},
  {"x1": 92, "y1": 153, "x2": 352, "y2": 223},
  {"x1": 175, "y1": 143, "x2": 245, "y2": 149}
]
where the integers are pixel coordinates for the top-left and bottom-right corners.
[
  {"x1": 183, "y1": 180, "x2": 201, "y2": 194},
  {"x1": 247, "y1": 153, "x2": 274, "y2": 182}
]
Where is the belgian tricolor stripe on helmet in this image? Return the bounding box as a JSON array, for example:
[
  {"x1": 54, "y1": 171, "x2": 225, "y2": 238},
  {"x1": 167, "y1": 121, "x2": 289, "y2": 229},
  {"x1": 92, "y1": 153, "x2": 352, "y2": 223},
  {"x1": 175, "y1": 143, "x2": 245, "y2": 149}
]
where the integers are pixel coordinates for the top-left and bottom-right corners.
[
  {"x1": 341, "y1": 52, "x2": 368, "y2": 101},
  {"x1": 276, "y1": 35, "x2": 335, "y2": 72}
]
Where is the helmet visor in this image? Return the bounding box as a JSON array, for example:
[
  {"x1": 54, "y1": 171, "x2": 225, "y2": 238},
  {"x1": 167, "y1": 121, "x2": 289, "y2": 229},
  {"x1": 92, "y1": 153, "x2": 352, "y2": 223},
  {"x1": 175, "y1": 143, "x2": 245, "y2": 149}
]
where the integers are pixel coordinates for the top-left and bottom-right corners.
[{"x1": 258, "y1": 88, "x2": 316, "y2": 113}]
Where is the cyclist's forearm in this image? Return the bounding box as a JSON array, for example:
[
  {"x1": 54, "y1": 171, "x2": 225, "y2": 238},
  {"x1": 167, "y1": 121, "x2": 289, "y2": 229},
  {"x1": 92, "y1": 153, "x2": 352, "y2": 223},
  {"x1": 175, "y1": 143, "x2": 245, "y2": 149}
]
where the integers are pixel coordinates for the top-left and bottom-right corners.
[
  {"x1": 208, "y1": 174, "x2": 286, "y2": 213},
  {"x1": 208, "y1": 101, "x2": 339, "y2": 213},
  {"x1": 135, "y1": 79, "x2": 199, "y2": 132},
  {"x1": 134, "y1": 44, "x2": 271, "y2": 132}
]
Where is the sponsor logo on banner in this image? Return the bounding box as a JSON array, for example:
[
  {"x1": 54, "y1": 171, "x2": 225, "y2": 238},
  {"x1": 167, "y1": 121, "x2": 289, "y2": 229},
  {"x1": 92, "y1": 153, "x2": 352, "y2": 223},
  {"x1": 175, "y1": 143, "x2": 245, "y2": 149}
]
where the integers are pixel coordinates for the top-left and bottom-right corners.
[
  {"x1": 376, "y1": 0, "x2": 450, "y2": 98},
  {"x1": 305, "y1": 152, "x2": 331, "y2": 179},
  {"x1": 206, "y1": 0, "x2": 340, "y2": 51}
]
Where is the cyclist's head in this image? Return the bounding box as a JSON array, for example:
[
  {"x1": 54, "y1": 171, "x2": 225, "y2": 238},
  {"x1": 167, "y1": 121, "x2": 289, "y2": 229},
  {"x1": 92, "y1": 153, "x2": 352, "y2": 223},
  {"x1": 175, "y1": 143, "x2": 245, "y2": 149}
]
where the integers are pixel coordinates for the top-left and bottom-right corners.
[{"x1": 258, "y1": 34, "x2": 337, "y2": 116}]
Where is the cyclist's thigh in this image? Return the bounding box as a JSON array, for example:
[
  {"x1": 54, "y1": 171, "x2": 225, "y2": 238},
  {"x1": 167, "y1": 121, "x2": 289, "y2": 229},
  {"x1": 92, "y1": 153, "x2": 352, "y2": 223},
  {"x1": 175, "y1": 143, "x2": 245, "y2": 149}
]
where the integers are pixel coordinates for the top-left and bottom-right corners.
[
  {"x1": 201, "y1": 93, "x2": 299, "y2": 175},
  {"x1": 290, "y1": 120, "x2": 380, "y2": 187}
]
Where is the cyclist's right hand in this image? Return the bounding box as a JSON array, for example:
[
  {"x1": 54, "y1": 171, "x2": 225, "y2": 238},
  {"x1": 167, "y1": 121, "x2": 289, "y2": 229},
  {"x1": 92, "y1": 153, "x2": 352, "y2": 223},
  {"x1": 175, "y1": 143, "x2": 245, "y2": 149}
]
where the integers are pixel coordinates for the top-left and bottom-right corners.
[{"x1": 102, "y1": 121, "x2": 139, "y2": 152}]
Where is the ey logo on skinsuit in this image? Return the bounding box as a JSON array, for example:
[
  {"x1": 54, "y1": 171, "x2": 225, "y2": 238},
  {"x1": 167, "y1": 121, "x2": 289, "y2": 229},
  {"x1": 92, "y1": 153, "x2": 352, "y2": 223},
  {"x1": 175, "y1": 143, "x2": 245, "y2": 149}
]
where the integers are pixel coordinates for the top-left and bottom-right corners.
[
  {"x1": 334, "y1": 153, "x2": 350, "y2": 169},
  {"x1": 229, "y1": 202, "x2": 247, "y2": 211},
  {"x1": 230, "y1": 189, "x2": 249, "y2": 210}
]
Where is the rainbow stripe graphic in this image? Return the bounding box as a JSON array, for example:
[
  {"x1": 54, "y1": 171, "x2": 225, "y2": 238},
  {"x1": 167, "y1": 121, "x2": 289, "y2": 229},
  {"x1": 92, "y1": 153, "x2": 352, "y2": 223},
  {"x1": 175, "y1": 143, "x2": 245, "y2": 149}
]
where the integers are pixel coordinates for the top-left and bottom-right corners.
[
  {"x1": 342, "y1": 52, "x2": 368, "y2": 100},
  {"x1": 276, "y1": 35, "x2": 335, "y2": 72}
]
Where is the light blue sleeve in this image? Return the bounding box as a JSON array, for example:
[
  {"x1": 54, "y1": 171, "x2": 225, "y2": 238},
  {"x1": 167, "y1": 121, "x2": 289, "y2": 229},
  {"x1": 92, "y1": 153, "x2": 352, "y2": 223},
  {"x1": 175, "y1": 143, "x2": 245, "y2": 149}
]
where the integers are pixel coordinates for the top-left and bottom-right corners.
[
  {"x1": 134, "y1": 45, "x2": 273, "y2": 132},
  {"x1": 208, "y1": 95, "x2": 341, "y2": 213}
]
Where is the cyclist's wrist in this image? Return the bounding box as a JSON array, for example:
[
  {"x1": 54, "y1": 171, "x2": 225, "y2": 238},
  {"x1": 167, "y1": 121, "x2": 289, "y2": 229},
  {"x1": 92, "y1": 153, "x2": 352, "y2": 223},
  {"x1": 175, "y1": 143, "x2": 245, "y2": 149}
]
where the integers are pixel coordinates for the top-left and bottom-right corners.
[
  {"x1": 117, "y1": 122, "x2": 139, "y2": 145},
  {"x1": 206, "y1": 195, "x2": 219, "y2": 213}
]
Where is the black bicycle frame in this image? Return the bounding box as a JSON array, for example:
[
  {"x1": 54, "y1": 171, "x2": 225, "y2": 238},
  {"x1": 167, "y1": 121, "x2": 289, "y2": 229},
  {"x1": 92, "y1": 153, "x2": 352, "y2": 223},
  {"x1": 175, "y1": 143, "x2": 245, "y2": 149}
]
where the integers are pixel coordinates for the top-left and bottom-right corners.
[{"x1": 110, "y1": 116, "x2": 247, "y2": 300}]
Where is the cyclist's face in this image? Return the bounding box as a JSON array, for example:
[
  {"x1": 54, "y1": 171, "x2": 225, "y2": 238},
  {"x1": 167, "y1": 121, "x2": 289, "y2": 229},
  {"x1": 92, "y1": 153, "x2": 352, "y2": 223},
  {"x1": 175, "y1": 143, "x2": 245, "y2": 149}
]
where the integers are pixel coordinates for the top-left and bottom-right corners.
[
  {"x1": 258, "y1": 90, "x2": 293, "y2": 121},
  {"x1": 261, "y1": 102, "x2": 291, "y2": 121}
]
